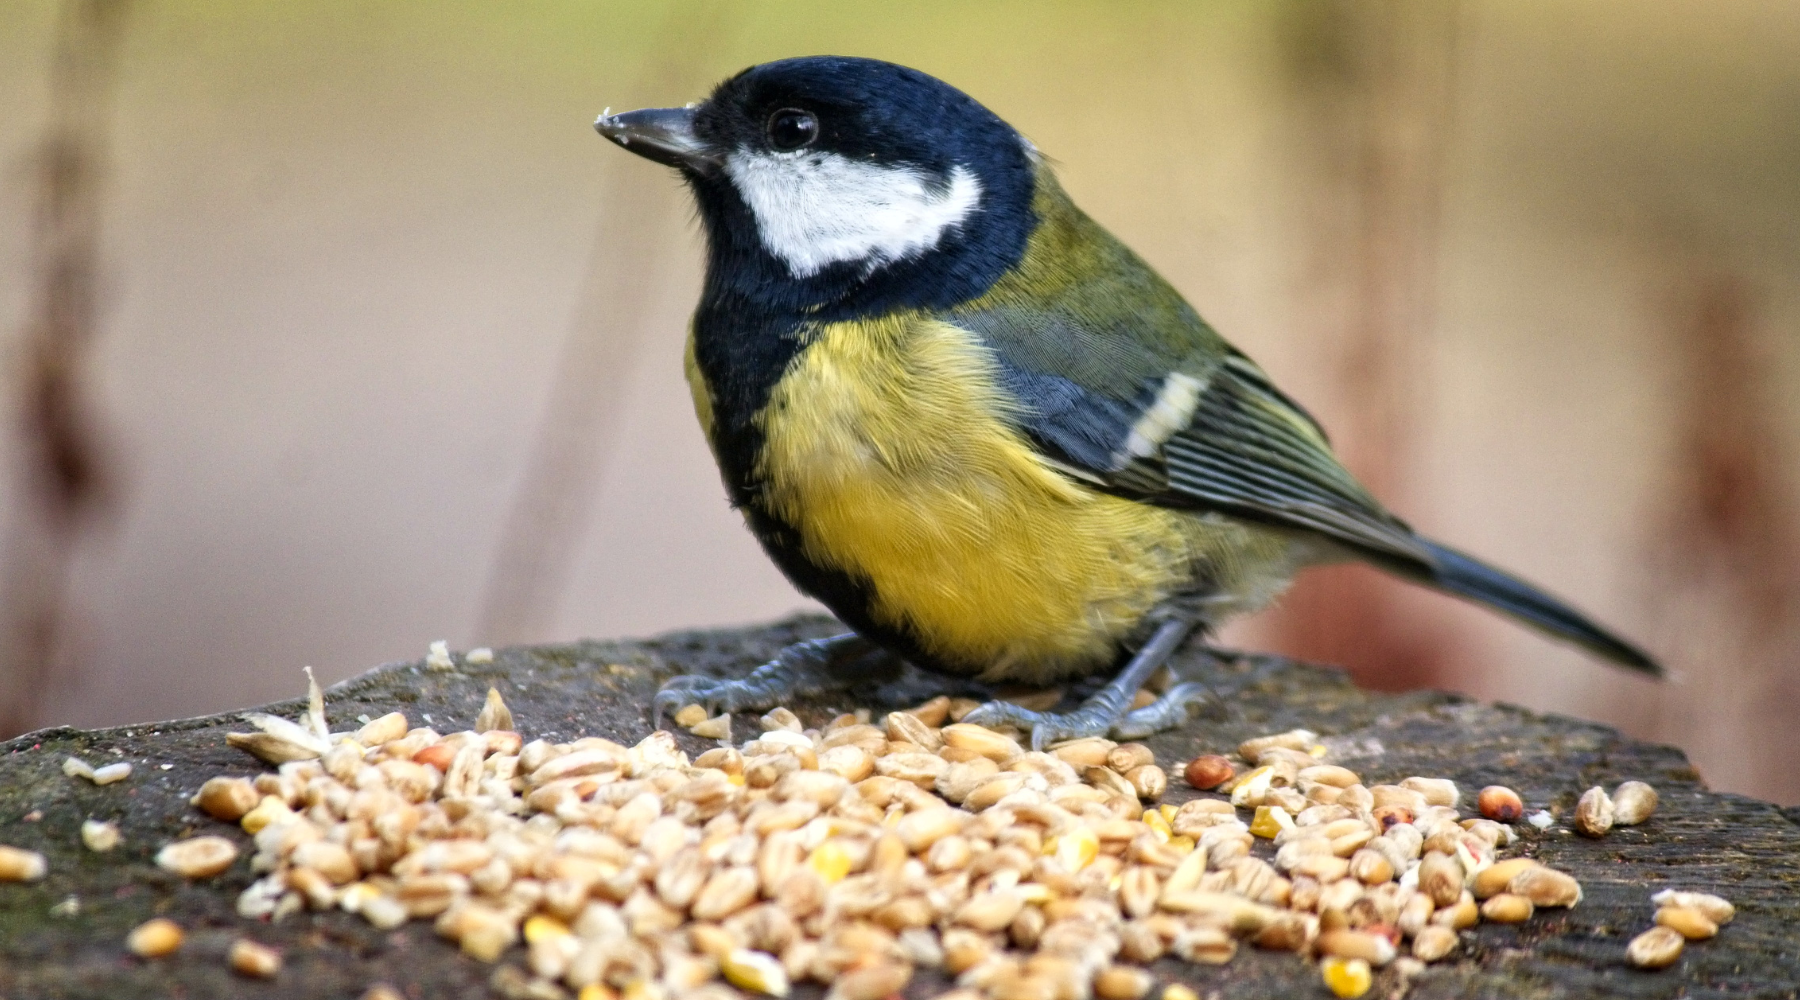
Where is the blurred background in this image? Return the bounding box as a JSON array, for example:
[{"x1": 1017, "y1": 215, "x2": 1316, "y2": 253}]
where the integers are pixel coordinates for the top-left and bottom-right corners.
[{"x1": 2, "y1": 0, "x2": 1798, "y2": 804}]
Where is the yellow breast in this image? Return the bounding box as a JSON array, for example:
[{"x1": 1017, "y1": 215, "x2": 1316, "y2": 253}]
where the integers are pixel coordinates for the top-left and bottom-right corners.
[{"x1": 752, "y1": 313, "x2": 1286, "y2": 681}]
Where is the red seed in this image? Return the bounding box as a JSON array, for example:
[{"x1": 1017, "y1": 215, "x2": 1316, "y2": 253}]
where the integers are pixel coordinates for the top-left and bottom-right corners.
[
  {"x1": 1477, "y1": 785, "x2": 1523, "y2": 823},
  {"x1": 412, "y1": 744, "x2": 456, "y2": 771},
  {"x1": 1184, "y1": 755, "x2": 1234, "y2": 790},
  {"x1": 1371, "y1": 805, "x2": 1413, "y2": 830}
]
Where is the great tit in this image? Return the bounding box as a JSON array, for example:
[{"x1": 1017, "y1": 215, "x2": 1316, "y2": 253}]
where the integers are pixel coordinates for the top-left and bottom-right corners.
[{"x1": 595, "y1": 56, "x2": 1660, "y2": 748}]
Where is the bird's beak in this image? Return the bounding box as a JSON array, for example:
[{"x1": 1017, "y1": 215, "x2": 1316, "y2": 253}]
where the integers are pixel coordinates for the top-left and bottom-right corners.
[{"x1": 594, "y1": 106, "x2": 720, "y2": 171}]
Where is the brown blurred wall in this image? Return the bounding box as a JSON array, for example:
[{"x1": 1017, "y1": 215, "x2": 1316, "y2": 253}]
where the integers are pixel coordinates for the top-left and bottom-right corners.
[{"x1": 1, "y1": 0, "x2": 1797, "y2": 803}]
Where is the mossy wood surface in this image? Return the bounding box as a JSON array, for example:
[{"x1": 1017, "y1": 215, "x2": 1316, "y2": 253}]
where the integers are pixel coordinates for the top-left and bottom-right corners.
[{"x1": 1, "y1": 617, "x2": 1796, "y2": 1000}]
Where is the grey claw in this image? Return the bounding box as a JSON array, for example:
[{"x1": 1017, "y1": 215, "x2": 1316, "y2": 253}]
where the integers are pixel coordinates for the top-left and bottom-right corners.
[
  {"x1": 1028, "y1": 723, "x2": 1064, "y2": 752},
  {"x1": 957, "y1": 701, "x2": 1036, "y2": 730},
  {"x1": 1111, "y1": 682, "x2": 1209, "y2": 739},
  {"x1": 1026, "y1": 709, "x2": 1113, "y2": 751},
  {"x1": 946, "y1": 620, "x2": 1204, "y2": 749},
  {"x1": 959, "y1": 700, "x2": 1115, "y2": 751},
  {"x1": 961, "y1": 682, "x2": 1208, "y2": 749},
  {"x1": 651, "y1": 675, "x2": 714, "y2": 727},
  {"x1": 648, "y1": 633, "x2": 881, "y2": 730}
]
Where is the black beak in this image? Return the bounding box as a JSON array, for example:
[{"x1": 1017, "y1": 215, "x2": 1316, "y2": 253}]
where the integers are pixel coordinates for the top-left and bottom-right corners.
[{"x1": 594, "y1": 106, "x2": 720, "y2": 171}]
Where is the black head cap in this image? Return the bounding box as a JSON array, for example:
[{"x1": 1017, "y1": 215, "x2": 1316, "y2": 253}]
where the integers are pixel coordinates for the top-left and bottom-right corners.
[
  {"x1": 695, "y1": 57, "x2": 1023, "y2": 183},
  {"x1": 601, "y1": 56, "x2": 1039, "y2": 318}
]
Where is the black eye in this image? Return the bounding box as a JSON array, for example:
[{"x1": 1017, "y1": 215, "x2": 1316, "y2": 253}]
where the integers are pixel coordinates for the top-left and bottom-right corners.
[{"x1": 767, "y1": 108, "x2": 818, "y2": 151}]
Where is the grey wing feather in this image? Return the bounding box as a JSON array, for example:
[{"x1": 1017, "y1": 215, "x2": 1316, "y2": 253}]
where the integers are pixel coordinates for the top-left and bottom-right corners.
[
  {"x1": 969, "y1": 308, "x2": 1433, "y2": 570},
  {"x1": 939, "y1": 181, "x2": 1658, "y2": 674},
  {"x1": 942, "y1": 188, "x2": 1433, "y2": 571},
  {"x1": 1160, "y1": 355, "x2": 1434, "y2": 567}
]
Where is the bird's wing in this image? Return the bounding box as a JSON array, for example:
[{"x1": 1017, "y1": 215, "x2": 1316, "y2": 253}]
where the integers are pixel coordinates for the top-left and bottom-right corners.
[
  {"x1": 1156, "y1": 351, "x2": 1433, "y2": 566},
  {"x1": 938, "y1": 181, "x2": 1666, "y2": 673},
  {"x1": 947, "y1": 234, "x2": 1433, "y2": 571}
]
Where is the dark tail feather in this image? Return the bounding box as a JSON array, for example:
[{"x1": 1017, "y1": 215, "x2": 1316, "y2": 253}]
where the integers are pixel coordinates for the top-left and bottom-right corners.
[{"x1": 1414, "y1": 539, "x2": 1662, "y2": 676}]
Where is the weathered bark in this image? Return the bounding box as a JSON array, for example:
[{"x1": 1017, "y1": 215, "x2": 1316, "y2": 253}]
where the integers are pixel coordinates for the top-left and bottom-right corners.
[{"x1": 1, "y1": 616, "x2": 1795, "y2": 999}]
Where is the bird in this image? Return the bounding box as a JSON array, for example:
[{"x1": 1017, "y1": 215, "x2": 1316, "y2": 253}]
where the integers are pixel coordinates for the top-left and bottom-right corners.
[{"x1": 594, "y1": 55, "x2": 1660, "y2": 749}]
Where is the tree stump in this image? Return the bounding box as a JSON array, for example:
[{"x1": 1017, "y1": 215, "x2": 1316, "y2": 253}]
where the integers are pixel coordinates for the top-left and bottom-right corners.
[{"x1": 1, "y1": 615, "x2": 1796, "y2": 999}]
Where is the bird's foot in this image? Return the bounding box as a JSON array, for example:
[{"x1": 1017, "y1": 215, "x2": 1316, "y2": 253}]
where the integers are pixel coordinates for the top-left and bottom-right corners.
[
  {"x1": 651, "y1": 633, "x2": 885, "y2": 727},
  {"x1": 955, "y1": 699, "x2": 1103, "y2": 750},
  {"x1": 958, "y1": 681, "x2": 1209, "y2": 750},
  {"x1": 1112, "y1": 682, "x2": 1212, "y2": 739},
  {"x1": 959, "y1": 618, "x2": 1201, "y2": 750}
]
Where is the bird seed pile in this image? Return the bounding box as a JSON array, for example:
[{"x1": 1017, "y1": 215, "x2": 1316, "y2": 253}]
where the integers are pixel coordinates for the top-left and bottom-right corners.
[{"x1": 100, "y1": 670, "x2": 1728, "y2": 1000}]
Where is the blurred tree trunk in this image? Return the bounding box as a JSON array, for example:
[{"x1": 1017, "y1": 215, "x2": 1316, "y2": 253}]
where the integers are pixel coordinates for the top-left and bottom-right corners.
[{"x1": 0, "y1": 0, "x2": 128, "y2": 737}]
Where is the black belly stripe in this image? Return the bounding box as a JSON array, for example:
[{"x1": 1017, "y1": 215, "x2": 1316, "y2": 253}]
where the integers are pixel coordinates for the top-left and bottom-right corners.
[{"x1": 689, "y1": 298, "x2": 807, "y2": 509}]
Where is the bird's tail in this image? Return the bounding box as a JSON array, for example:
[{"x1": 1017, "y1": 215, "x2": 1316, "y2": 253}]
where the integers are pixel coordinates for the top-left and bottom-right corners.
[{"x1": 1409, "y1": 538, "x2": 1662, "y2": 676}]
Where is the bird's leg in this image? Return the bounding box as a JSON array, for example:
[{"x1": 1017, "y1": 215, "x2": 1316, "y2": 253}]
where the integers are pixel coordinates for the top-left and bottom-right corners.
[
  {"x1": 959, "y1": 618, "x2": 1201, "y2": 750},
  {"x1": 651, "y1": 633, "x2": 894, "y2": 727},
  {"x1": 1111, "y1": 642, "x2": 1246, "y2": 736}
]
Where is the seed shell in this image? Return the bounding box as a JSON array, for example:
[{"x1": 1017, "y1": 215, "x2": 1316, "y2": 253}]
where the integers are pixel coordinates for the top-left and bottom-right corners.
[
  {"x1": 1649, "y1": 890, "x2": 1733, "y2": 925},
  {"x1": 1509, "y1": 865, "x2": 1582, "y2": 908},
  {"x1": 156, "y1": 836, "x2": 240, "y2": 879},
  {"x1": 1574, "y1": 786, "x2": 1614, "y2": 838},
  {"x1": 1411, "y1": 925, "x2": 1457, "y2": 962},
  {"x1": 81, "y1": 819, "x2": 121, "y2": 853},
  {"x1": 1612, "y1": 781, "x2": 1658, "y2": 826},
  {"x1": 126, "y1": 918, "x2": 184, "y2": 958},
  {"x1": 1627, "y1": 925, "x2": 1684, "y2": 969},
  {"x1": 1655, "y1": 906, "x2": 1718, "y2": 940},
  {"x1": 229, "y1": 938, "x2": 283, "y2": 978},
  {"x1": 0, "y1": 845, "x2": 48, "y2": 882},
  {"x1": 1478, "y1": 893, "x2": 1533, "y2": 923}
]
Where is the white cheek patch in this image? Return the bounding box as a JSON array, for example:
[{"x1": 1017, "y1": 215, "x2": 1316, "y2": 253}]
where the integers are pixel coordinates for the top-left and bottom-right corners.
[{"x1": 724, "y1": 150, "x2": 983, "y2": 278}]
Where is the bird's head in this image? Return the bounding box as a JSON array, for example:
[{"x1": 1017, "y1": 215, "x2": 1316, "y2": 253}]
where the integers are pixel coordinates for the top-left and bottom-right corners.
[{"x1": 597, "y1": 56, "x2": 1039, "y2": 315}]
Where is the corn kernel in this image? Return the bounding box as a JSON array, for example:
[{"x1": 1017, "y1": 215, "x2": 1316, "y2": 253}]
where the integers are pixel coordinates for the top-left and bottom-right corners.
[
  {"x1": 523, "y1": 914, "x2": 570, "y2": 944},
  {"x1": 1143, "y1": 809, "x2": 1173, "y2": 841},
  {"x1": 239, "y1": 795, "x2": 293, "y2": 835},
  {"x1": 1322, "y1": 956, "x2": 1373, "y2": 998},
  {"x1": 721, "y1": 948, "x2": 790, "y2": 996},
  {"x1": 1248, "y1": 805, "x2": 1294, "y2": 839},
  {"x1": 1017, "y1": 882, "x2": 1054, "y2": 904},
  {"x1": 577, "y1": 986, "x2": 618, "y2": 1000},
  {"x1": 808, "y1": 841, "x2": 853, "y2": 884},
  {"x1": 1167, "y1": 835, "x2": 1196, "y2": 855},
  {"x1": 1055, "y1": 827, "x2": 1100, "y2": 872},
  {"x1": 1230, "y1": 765, "x2": 1275, "y2": 807}
]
